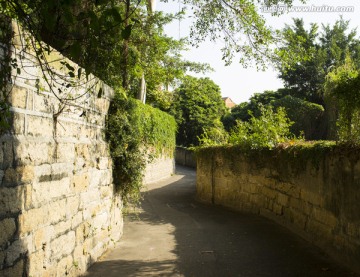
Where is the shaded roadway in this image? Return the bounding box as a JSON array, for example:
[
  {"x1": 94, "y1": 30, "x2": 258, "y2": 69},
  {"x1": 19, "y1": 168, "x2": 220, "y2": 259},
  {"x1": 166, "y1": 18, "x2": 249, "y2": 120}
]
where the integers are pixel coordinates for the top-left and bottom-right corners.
[{"x1": 85, "y1": 166, "x2": 358, "y2": 277}]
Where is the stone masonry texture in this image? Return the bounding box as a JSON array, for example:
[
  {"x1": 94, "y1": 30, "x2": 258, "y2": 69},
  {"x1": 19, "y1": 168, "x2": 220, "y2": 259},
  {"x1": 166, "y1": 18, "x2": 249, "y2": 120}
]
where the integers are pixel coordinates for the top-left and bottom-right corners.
[
  {"x1": 0, "y1": 21, "x2": 175, "y2": 276},
  {"x1": 196, "y1": 146, "x2": 360, "y2": 274},
  {"x1": 0, "y1": 22, "x2": 123, "y2": 277}
]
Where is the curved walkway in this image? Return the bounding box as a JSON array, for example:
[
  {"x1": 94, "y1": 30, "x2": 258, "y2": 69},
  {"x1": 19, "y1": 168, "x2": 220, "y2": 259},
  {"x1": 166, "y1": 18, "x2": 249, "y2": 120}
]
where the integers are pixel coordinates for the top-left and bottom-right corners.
[{"x1": 85, "y1": 166, "x2": 358, "y2": 277}]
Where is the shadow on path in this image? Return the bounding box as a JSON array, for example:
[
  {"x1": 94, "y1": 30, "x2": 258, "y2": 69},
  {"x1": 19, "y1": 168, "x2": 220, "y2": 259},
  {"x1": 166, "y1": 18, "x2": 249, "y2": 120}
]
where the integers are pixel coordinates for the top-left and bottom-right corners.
[{"x1": 85, "y1": 166, "x2": 358, "y2": 277}]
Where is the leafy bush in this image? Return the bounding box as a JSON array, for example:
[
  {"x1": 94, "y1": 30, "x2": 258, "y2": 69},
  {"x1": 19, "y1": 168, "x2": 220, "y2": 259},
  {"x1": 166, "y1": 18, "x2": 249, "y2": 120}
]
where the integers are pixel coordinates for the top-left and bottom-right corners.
[
  {"x1": 229, "y1": 105, "x2": 294, "y2": 149},
  {"x1": 325, "y1": 56, "x2": 360, "y2": 142},
  {"x1": 272, "y1": 95, "x2": 324, "y2": 139},
  {"x1": 198, "y1": 126, "x2": 229, "y2": 146},
  {"x1": 106, "y1": 92, "x2": 176, "y2": 204}
]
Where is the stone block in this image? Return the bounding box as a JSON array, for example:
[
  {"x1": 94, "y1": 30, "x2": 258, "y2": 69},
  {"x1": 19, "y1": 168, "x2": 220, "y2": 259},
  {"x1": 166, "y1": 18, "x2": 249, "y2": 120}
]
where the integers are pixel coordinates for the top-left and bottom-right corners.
[
  {"x1": 89, "y1": 170, "x2": 107, "y2": 188},
  {"x1": 66, "y1": 197, "x2": 80, "y2": 219},
  {"x1": 272, "y1": 203, "x2": 283, "y2": 215},
  {"x1": 0, "y1": 218, "x2": 16, "y2": 247},
  {"x1": 300, "y1": 190, "x2": 323, "y2": 207},
  {"x1": 83, "y1": 202, "x2": 102, "y2": 221},
  {"x1": 56, "y1": 143, "x2": 75, "y2": 163},
  {"x1": 53, "y1": 221, "x2": 72, "y2": 238},
  {"x1": 72, "y1": 174, "x2": 89, "y2": 194},
  {"x1": 9, "y1": 86, "x2": 27, "y2": 109},
  {"x1": 3, "y1": 166, "x2": 35, "y2": 186},
  {"x1": 96, "y1": 157, "x2": 109, "y2": 170},
  {"x1": 55, "y1": 255, "x2": 74, "y2": 277},
  {"x1": 0, "y1": 250, "x2": 5, "y2": 269},
  {"x1": 0, "y1": 142, "x2": 3, "y2": 165},
  {"x1": 260, "y1": 186, "x2": 276, "y2": 200},
  {"x1": 0, "y1": 186, "x2": 23, "y2": 214},
  {"x1": 33, "y1": 93, "x2": 53, "y2": 113},
  {"x1": 28, "y1": 250, "x2": 45, "y2": 276},
  {"x1": 71, "y1": 212, "x2": 83, "y2": 230},
  {"x1": 1, "y1": 140, "x2": 13, "y2": 169},
  {"x1": 75, "y1": 144, "x2": 90, "y2": 160},
  {"x1": 32, "y1": 178, "x2": 71, "y2": 206},
  {"x1": 100, "y1": 185, "x2": 112, "y2": 199},
  {"x1": 80, "y1": 189, "x2": 99, "y2": 207},
  {"x1": 33, "y1": 226, "x2": 54, "y2": 251},
  {"x1": 289, "y1": 197, "x2": 312, "y2": 215},
  {"x1": 276, "y1": 193, "x2": 289, "y2": 206},
  {"x1": 34, "y1": 164, "x2": 51, "y2": 179},
  {"x1": 306, "y1": 218, "x2": 332, "y2": 239},
  {"x1": 50, "y1": 231, "x2": 75, "y2": 262},
  {"x1": 75, "y1": 222, "x2": 91, "y2": 243},
  {"x1": 1, "y1": 259, "x2": 24, "y2": 277},
  {"x1": 12, "y1": 113, "x2": 25, "y2": 135},
  {"x1": 92, "y1": 213, "x2": 109, "y2": 231},
  {"x1": 48, "y1": 199, "x2": 67, "y2": 224},
  {"x1": 27, "y1": 115, "x2": 53, "y2": 137},
  {"x1": 3, "y1": 168, "x2": 17, "y2": 186},
  {"x1": 312, "y1": 207, "x2": 338, "y2": 229},
  {"x1": 14, "y1": 139, "x2": 54, "y2": 166},
  {"x1": 346, "y1": 222, "x2": 360, "y2": 238},
  {"x1": 73, "y1": 244, "x2": 90, "y2": 273},
  {"x1": 19, "y1": 206, "x2": 48, "y2": 234},
  {"x1": 5, "y1": 235, "x2": 33, "y2": 266}
]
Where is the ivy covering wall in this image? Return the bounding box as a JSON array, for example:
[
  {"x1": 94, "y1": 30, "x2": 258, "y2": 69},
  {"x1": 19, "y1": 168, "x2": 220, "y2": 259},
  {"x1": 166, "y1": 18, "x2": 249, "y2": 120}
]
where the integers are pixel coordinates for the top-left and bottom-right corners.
[{"x1": 106, "y1": 93, "x2": 176, "y2": 204}]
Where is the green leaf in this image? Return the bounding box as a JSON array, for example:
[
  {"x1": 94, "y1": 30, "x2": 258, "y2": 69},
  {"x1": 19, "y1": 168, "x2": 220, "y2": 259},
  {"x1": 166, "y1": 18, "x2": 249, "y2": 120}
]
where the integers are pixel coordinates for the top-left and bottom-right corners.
[
  {"x1": 121, "y1": 25, "x2": 132, "y2": 40},
  {"x1": 110, "y1": 8, "x2": 122, "y2": 23},
  {"x1": 65, "y1": 62, "x2": 75, "y2": 72},
  {"x1": 78, "y1": 68, "x2": 82, "y2": 79},
  {"x1": 95, "y1": 0, "x2": 108, "y2": 6},
  {"x1": 1, "y1": 1, "x2": 7, "y2": 10},
  {"x1": 69, "y1": 42, "x2": 81, "y2": 60},
  {"x1": 89, "y1": 11, "x2": 100, "y2": 33}
]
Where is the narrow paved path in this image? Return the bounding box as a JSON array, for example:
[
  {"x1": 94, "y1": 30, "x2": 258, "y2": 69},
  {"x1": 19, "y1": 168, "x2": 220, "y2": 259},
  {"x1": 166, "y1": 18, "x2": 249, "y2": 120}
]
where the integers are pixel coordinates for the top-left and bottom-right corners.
[{"x1": 85, "y1": 166, "x2": 358, "y2": 277}]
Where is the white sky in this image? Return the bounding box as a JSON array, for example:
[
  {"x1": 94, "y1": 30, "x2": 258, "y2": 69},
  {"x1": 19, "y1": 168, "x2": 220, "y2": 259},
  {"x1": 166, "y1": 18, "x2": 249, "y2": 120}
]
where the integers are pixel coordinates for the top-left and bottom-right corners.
[{"x1": 157, "y1": 0, "x2": 360, "y2": 104}]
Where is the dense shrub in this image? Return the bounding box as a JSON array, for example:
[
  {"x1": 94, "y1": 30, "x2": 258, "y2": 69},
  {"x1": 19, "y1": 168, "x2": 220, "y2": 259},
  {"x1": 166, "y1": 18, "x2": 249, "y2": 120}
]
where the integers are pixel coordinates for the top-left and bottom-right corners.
[
  {"x1": 106, "y1": 92, "x2": 176, "y2": 204},
  {"x1": 272, "y1": 95, "x2": 324, "y2": 139},
  {"x1": 229, "y1": 105, "x2": 294, "y2": 149}
]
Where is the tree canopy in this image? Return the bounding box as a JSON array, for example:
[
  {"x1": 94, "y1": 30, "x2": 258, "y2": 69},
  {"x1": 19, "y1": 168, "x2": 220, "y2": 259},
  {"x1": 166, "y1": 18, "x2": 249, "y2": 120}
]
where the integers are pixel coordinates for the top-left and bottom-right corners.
[
  {"x1": 276, "y1": 17, "x2": 360, "y2": 104},
  {"x1": 170, "y1": 76, "x2": 226, "y2": 146}
]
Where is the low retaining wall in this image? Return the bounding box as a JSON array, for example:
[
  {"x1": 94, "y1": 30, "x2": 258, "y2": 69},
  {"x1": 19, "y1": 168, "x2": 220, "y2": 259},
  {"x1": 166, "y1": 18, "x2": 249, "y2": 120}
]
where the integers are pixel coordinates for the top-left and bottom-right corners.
[
  {"x1": 196, "y1": 145, "x2": 360, "y2": 273},
  {"x1": 143, "y1": 156, "x2": 175, "y2": 184},
  {"x1": 175, "y1": 147, "x2": 196, "y2": 168}
]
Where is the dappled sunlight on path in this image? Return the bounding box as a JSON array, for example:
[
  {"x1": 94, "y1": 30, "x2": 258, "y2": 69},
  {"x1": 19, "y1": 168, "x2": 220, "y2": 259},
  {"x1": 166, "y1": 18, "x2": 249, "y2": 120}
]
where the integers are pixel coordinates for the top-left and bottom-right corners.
[{"x1": 85, "y1": 166, "x2": 358, "y2": 277}]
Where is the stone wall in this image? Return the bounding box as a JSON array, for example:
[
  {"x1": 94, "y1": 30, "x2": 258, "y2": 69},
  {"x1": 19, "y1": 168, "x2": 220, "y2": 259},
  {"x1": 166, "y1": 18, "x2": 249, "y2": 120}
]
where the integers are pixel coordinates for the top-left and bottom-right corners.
[
  {"x1": 175, "y1": 147, "x2": 196, "y2": 168},
  {"x1": 143, "y1": 156, "x2": 175, "y2": 184},
  {"x1": 0, "y1": 22, "x2": 123, "y2": 276},
  {"x1": 196, "y1": 146, "x2": 360, "y2": 273}
]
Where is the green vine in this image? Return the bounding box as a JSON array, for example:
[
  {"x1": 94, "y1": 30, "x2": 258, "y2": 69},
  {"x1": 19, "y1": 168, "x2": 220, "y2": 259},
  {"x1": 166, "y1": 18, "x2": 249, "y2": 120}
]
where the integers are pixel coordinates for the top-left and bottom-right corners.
[
  {"x1": 196, "y1": 141, "x2": 338, "y2": 179},
  {"x1": 106, "y1": 92, "x2": 176, "y2": 205},
  {"x1": 0, "y1": 16, "x2": 13, "y2": 135}
]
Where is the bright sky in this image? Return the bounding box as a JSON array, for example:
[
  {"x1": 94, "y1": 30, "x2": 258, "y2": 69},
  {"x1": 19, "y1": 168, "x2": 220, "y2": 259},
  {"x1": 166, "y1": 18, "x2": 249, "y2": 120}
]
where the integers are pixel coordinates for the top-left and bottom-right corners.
[{"x1": 157, "y1": 0, "x2": 360, "y2": 104}]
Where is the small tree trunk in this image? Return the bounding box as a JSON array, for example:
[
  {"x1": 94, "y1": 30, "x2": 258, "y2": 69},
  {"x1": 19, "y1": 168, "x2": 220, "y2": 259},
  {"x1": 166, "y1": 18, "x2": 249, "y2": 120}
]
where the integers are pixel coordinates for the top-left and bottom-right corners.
[{"x1": 122, "y1": 0, "x2": 131, "y2": 90}]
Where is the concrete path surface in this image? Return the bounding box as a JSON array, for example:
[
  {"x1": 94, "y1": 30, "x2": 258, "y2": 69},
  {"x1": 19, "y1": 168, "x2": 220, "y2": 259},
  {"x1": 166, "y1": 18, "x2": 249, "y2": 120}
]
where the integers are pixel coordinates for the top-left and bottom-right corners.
[{"x1": 85, "y1": 166, "x2": 358, "y2": 277}]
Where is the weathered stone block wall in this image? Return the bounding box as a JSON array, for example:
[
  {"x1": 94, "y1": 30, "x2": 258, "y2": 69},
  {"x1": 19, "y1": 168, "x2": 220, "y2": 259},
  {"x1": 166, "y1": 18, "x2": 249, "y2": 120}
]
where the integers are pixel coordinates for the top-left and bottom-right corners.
[
  {"x1": 197, "y1": 146, "x2": 360, "y2": 273},
  {"x1": 0, "y1": 22, "x2": 123, "y2": 276},
  {"x1": 143, "y1": 156, "x2": 175, "y2": 184},
  {"x1": 175, "y1": 147, "x2": 196, "y2": 168}
]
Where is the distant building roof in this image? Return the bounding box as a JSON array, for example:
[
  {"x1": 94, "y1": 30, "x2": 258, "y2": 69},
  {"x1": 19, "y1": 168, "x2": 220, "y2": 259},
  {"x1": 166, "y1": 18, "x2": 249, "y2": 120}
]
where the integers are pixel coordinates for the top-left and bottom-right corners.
[{"x1": 222, "y1": 97, "x2": 236, "y2": 109}]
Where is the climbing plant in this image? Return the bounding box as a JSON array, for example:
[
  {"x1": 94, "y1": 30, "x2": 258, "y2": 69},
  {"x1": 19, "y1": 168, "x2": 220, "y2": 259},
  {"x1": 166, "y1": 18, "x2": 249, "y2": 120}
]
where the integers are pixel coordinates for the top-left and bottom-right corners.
[
  {"x1": 324, "y1": 55, "x2": 360, "y2": 142},
  {"x1": 0, "y1": 16, "x2": 13, "y2": 134},
  {"x1": 106, "y1": 91, "x2": 176, "y2": 205}
]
